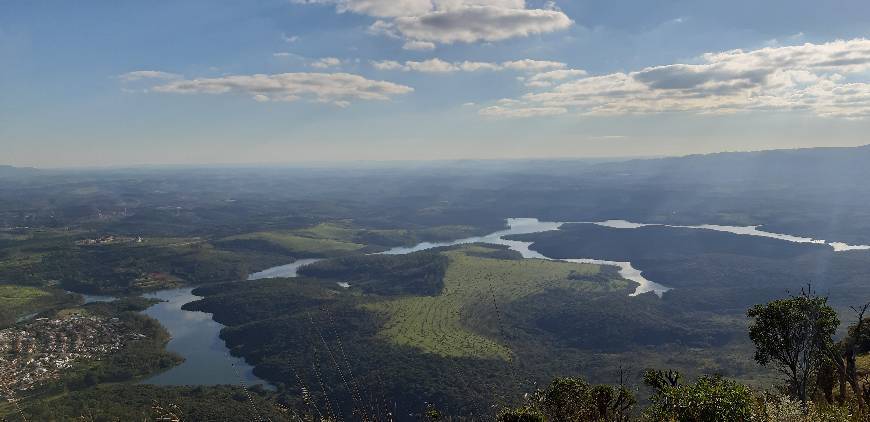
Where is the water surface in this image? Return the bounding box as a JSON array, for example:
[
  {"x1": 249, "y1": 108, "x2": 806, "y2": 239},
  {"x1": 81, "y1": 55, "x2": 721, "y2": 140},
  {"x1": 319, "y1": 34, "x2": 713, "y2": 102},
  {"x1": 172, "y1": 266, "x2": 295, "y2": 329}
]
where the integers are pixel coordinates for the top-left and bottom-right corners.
[
  {"x1": 590, "y1": 220, "x2": 870, "y2": 252},
  {"x1": 247, "y1": 259, "x2": 322, "y2": 280},
  {"x1": 381, "y1": 218, "x2": 669, "y2": 297},
  {"x1": 140, "y1": 288, "x2": 269, "y2": 388},
  {"x1": 134, "y1": 216, "x2": 869, "y2": 387}
]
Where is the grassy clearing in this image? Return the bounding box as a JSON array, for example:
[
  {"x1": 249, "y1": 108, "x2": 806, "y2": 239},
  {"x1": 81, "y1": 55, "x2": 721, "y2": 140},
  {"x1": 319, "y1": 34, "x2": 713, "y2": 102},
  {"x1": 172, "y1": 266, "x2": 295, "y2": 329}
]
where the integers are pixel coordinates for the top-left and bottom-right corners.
[
  {"x1": 294, "y1": 222, "x2": 403, "y2": 241},
  {"x1": 0, "y1": 284, "x2": 49, "y2": 306},
  {"x1": 222, "y1": 230, "x2": 366, "y2": 256},
  {"x1": 0, "y1": 284, "x2": 78, "y2": 327},
  {"x1": 0, "y1": 252, "x2": 45, "y2": 272},
  {"x1": 365, "y1": 245, "x2": 630, "y2": 360},
  {"x1": 221, "y1": 222, "x2": 491, "y2": 258}
]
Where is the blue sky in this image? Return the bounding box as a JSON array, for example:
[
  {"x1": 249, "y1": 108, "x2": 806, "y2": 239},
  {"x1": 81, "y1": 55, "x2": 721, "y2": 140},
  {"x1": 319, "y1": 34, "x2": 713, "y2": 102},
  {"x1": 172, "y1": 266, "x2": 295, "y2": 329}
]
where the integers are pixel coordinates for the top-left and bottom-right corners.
[{"x1": 2, "y1": 0, "x2": 870, "y2": 167}]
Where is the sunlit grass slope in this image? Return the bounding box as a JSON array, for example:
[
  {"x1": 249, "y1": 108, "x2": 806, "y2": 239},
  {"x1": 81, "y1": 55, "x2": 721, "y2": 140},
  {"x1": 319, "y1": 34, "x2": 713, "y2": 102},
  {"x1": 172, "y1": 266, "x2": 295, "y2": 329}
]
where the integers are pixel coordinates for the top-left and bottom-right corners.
[
  {"x1": 365, "y1": 245, "x2": 633, "y2": 360},
  {"x1": 0, "y1": 284, "x2": 76, "y2": 327},
  {"x1": 0, "y1": 284, "x2": 49, "y2": 306},
  {"x1": 222, "y1": 230, "x2": 366, "y2": 256}
]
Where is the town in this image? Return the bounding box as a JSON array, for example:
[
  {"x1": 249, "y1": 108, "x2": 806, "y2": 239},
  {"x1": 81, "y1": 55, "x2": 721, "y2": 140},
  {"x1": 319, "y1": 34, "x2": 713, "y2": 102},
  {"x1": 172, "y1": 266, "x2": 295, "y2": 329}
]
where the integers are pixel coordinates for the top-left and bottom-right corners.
[{"x1": 0, "y1": 314, "x2": 141, "y2": 399}]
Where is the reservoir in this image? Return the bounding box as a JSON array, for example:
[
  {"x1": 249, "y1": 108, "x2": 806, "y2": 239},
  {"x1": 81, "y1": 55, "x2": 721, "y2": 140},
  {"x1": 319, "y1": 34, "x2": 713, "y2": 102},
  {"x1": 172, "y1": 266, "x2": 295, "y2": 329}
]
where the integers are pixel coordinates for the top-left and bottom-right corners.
[{"x1": 135, "y1": 216, "x2": 868, "y2": 387}]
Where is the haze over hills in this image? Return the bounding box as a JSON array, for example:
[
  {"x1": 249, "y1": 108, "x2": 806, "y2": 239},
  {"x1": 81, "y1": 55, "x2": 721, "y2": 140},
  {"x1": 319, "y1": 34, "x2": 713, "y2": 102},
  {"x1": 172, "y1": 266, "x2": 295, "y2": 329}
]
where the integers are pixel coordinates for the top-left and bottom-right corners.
[
  {"x1": 3, "y1": 143, "x2": 870, "y2": 420},
  {"x1": 7, "y1": 0, "x2": 870, "y2": 418},
  {"x1": 584, "y1": 144, "x2": 870, "y2": 185}
]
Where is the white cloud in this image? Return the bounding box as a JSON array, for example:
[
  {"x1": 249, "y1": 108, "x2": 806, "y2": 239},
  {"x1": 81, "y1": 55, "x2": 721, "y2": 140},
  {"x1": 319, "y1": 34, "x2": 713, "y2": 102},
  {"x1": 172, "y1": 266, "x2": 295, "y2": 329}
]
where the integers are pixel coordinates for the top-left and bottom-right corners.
[
  {"x1": 402, "y1": 40, "x2": 436, "y2": 50},
  {"x1": 282, "y1": 33, "x2": 300, "y2": 43},
  {"x1": 294, "y1": 0, "x2": 572, "y2": 46},
  {"x1": 523, "y1": 69, "x2": 588, "y2": 87},
  {"x1": 119, "y1": 71, "x2": 181, "y2": 81},
  {"x1": 371, "y1": 60, "x2": 406, "y2": 70},
  {"x1": 391, "y1": 6, "x2": 572, "y2": 44},
  {"x1": 405, "y1": 58, "x2": 459, "y2": 72},
  {"x1": 501, "y1": 59, "x2": 566, "y2": 71},
  {"x1": 310, "y1": 57, "x2": 342, "y2": 68},
  {"x1": 371, "y1": 58, "x2": 566, "y2": 73},
  {"x1": 458, "y1": 61, "x2": 503, "y2": 71},
  {"x1": 482, "y1": 38, "x2": 870, "y2": 119},
  {"x1": 291, "y1": 0, "x2": 431, "y2": 18},
  {"x1": 127, "y1": 71, "x2": 413, "y2": 106}
]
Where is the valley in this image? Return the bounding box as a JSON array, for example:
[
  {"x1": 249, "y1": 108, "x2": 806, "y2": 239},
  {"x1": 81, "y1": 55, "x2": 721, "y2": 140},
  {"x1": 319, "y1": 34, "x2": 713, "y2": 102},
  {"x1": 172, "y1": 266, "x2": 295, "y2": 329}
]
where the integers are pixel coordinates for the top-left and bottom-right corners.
[{"x1": 3, "y1": 146, "x2": 870, "y2": 419}]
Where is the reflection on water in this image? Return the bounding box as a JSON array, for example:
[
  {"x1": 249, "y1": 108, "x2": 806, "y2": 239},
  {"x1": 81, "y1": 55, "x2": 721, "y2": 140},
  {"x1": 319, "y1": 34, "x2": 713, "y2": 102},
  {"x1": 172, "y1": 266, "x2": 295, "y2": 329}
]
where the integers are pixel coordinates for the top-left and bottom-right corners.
[
  {"x1": 138, "y1": 217, "x2": 678, "y2": 388},
  {"x1": 140, "y1": 288, "x2": 270, "y2": 388},
  {"x1": 589, "y1": 220, "x2": 870, "y2": 252},
  {"x1": 132, "y1": 215, "x2": 869, "y2": 387},
  {"x1": 247, "y1": 259, "x2": 322, "y2": 280},
  {"x1": 139, "y1": 256, "x2": 324, "y2": 387},
  {"x1": 381, "y1": 218, "x2": 670, "y2": 297}
]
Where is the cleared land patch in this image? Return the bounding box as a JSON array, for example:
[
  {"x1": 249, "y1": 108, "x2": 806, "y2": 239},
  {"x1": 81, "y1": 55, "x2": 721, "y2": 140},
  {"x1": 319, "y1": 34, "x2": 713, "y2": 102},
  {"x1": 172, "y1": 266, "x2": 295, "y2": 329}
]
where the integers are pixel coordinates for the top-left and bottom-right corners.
[
  {"x1": 0, "y1": 284, "x2": 49, "y2": 306},
  {"x1": 365, "y1": 245, "x2": 632, "y2": 360},
  {"x1": 0, "y1": 284, "x2": 77, "y2": 327},
  {"x1": 221, "y1": 230, "x2": 366, "y2": 257}
]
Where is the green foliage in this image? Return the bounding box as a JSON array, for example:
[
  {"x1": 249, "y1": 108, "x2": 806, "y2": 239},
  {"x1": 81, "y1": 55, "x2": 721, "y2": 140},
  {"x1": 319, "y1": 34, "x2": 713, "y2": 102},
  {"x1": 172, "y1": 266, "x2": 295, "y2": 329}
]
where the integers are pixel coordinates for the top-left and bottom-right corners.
[
  {"x1": 299, "y1": 251, "x2": 449, "y2": 296},
  {"x1": 0, "y1": 284, "x2": 78, "y2": 327},
  {"x1": 501, "y1": 376, "x2": 635, "y2": 422},
  {"x1": 748, "y1": 288, "x2": 839, "y2": 401},
  {"x1": 28, "y1": 311, "x2": 182, "y2": 396},
  {"x1": 643, "y1": 371, "x2": 754, "y2": 422},
  {"x1": 364, "y1": 245, "x2": 612, "y2": 359},
  {"x1": 15, "y1": 242, "x2": 254, "y2": 294},
  {"x1": 9, "y1": 385, "x2": 287, "y2": 422},
  {"x1": 755, "y1": 396, "x2": 853, "y2": 422},
  {"x1": 219, "y1": 230, "x2": 366, "y2": 257},
  {"x1": 424, "y1": 403, "x2": 444, "y2": 421},
  {"x1": 642, "y1": 369, "x2": 682, "y2": 391},
  {"x1": 497, "y1": 407, "x2": 546, "y2": 422}
]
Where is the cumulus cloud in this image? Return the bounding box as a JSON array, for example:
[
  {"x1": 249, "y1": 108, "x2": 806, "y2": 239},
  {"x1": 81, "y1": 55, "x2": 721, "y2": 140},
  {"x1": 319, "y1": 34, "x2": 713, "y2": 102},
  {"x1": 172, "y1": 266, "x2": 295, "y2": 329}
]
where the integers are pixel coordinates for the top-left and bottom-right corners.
[
  {"x1": 390, "y1": 6, "x2": 572, "y2": 44},
  {"x1": 481, "y1": 38, "x2": 870, "y2": 119},
  {"x1": 294, "y1": 0, "x2": 571, "y2": 45},
  {"x1": 122, "y1": 71, "x2": 413, "y2": 106},
  {"x1": 310, "y1": 57, "x2": 342, "y2": 68},
  {"x1": 371, "y1": 58, "x2": 566, "y2": 73},
  {"x1": 405, "y1": 58, "x2": 459, "y2": 72},
  {"x1": 402, "y1": 40, "x2": 436, "y2": 50},
  {"x1": 292, "y1": 0, "x2": 432, "y2": 18},
  {"x1": 523, "y1": 69, "x2": 588, "y2": 87},
  {"x1": 371, "y1": 60, "x2": 406, "y2": 71}
]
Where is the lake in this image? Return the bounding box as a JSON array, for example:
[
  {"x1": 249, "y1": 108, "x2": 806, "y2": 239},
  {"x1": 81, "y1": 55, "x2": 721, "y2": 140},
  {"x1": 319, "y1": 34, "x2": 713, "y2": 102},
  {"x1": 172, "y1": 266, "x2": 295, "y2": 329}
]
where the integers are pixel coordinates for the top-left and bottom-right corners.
[{"x1": 135, "y1": 216, "x2": 868, "y2": 387}]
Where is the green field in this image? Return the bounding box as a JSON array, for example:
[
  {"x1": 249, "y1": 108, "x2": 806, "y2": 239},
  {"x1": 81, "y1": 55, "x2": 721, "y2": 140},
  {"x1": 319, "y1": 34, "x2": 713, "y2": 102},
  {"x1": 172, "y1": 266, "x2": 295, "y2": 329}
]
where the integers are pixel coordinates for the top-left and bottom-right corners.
[
  {"x1": 221, "y1": 229, "x2": 367, "y2": 256},
  {"x1": 0, "y1": 284, "x2": 50, "y2": 306},
  {"x1": 0, "y1": 284, "x2": 78, "y2": 327},
  {"x1": 364, "y1": 245, "x2": 632, "y2": 360}
]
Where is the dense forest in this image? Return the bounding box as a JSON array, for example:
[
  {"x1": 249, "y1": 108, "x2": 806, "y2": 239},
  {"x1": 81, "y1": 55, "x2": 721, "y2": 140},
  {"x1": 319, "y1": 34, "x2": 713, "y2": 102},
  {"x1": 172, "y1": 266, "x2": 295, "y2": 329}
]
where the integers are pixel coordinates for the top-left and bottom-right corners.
[{"x1": 3, "y1": 146, "x2": 870, "y2": 419}]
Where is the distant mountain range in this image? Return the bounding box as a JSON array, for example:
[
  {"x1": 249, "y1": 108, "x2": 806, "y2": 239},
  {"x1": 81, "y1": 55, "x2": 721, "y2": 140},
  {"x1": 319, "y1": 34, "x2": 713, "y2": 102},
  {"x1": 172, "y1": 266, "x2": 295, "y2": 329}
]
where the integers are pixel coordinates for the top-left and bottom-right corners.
[{"x1": 586, "y1": 144, "x2": 870, "y2": 188}]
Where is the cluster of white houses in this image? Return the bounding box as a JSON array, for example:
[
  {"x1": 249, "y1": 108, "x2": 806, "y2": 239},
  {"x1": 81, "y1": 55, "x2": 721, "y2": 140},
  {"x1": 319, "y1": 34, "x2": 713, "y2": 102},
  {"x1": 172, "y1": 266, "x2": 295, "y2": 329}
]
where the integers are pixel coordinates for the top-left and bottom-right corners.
[{"x1": 0, "y1": 315, "x2": 139, "y2": 397}]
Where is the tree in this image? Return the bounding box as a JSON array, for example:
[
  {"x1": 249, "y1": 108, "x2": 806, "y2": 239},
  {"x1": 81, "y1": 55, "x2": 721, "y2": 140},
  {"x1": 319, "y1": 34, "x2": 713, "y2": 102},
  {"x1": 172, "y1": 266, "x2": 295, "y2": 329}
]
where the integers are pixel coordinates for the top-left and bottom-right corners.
[
  {"x1": 823, "y1": 302, "x2": 870, "y2": 409},
  {"x1": 499, "y1": 377, "x2": 635, "y2": 422},
  {"x1": 643, "y1": 370, "x2": 754, "y2": 422},
  {"x1": 496, "y1": 408, "x2": 545, "y2": 422},
  {"x1": 748, "y1": 287, "x2": 839, "y2": 402}
]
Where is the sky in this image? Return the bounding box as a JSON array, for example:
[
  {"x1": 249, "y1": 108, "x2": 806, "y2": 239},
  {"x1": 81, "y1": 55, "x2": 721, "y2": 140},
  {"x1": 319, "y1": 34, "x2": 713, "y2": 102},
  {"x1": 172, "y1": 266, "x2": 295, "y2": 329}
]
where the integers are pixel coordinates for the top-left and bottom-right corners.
[{"x1": 2, "y1": 0, "x2": 870, "y2": 167}]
